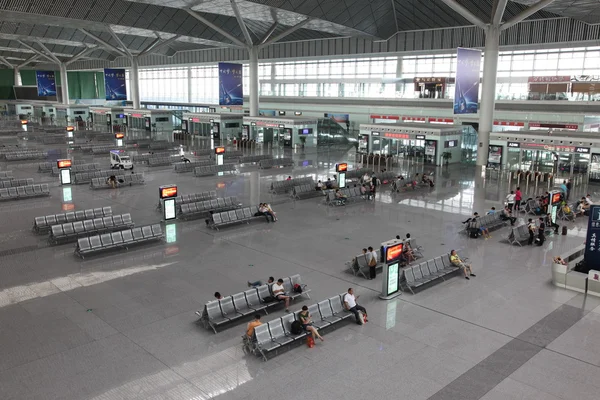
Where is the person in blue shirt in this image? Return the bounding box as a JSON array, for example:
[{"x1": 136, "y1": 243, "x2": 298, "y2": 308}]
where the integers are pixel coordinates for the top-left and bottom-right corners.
[
  {"x1": 560, "y1": 180, "x2": 568, "y2": 196},
  {"x1": 487, "y1": 207, "x2": 496, "y2": 215}
]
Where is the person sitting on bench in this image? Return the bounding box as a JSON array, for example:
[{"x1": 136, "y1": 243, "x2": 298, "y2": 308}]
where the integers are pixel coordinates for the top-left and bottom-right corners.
[
  {"x1": 106, "y1": 175, "x2": 117, "y2": 189},
  {"x1": 315, "y1": 180, "x2": 323, "y2": 191},
  {"x1": 501, "y1": 206, "x2": 517, "y2": 226},
  {"x1": 258, "y1": 203, "x2": 276, "y2": 222},
  {"x1": 343, "y1": 288, "x2": 367, "y2": 325},
  {"x1": 181, "y1": 155, "x2": 191, "y2": 163},
  {"x1": 335, "y1": 189, "x2": 347, "y2": 205},
  {"x1": 272, "y1": 279, "x2": 290, "y2": 312},
  {"x1": 450, "y1": 250, "x2": 476, "y2": 280},
  {"x1": 248, "y1": 276, "x2": 274, "y2": 288}
]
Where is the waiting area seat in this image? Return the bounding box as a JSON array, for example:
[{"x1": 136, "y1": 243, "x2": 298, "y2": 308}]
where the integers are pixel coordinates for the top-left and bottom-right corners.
[
  {"x1": 75, "y1": 224, "x2": 163, "y2": 259},
  {"x1": 402, "y1": 253, "x2": 461, "y2": 294},
  {"x1": 148, "y1": 141, "x2": 171, "y2": 150},
  {"x1": 73, "y1": 170, "x2": 116, "y2": 185},
  {"x1": 0, "y1": 171, "x2": 14, "y2": 179},
  {"x1": 195, "y1": 274, "x2": 311, "y2": 334},
  {"x1": 0, "y1": 184, "x2": 50, "y2": 201},
  {"x1": 344, "y1": 237, "x2": 423, "y2": 278},
  {"x1": 239, "y1": 155, "x2": 273, "y2": 164},
  {"x1": 194, "y1": 164, "x2": 237, "y2": 177},
  {"x1": 4, "y1": 150, "x2": 48, "y2": 161},
  {"x1": 90, "y1": 173, "x2": 145, "y2": 189},
  {"x1": 324, "y1": 187, "x2": 369, "y2": 206},
  {"x1": 270, "y1": 177, "x2": 313, "y2": 195},
  {"x1": 212, "y1": 150, "x2": 243, "y2": 160},
  {"x1": 507, "y1": 224, "x2": 532, "y2": 246},
  {"x1": 148, "y1": 154, "x2": 180, "y2": 167},
  {"x1": 259, "y1": 157, "x2": 294, "y2": 169},
  {"x1": 173, "y1": 160, "x2": 213, "y2": 173},
  {"x1": 209, "y1": 206, "x2": 269, "y2": 230},
  {"x1": 0, "y1": 178, "x2": 34, "y2": 188},
  {"x1": 291, "y1": 184, "x2": 323, "y2": 200},
  {"x1": 178, "y1": 196, "x2": 240, "y2": 219},
  {"x1": 461, "y1": 212, "x2": 508, "y2": 236},
  {"x1": 33, "y1": 206, "x2": 112, "y2": 234},
  {"x1": 344, "y1": 168, "x2": 371, "y2": 180},
  {"x1": 49, "y1": 213, "x2": 134, "y2": 245},
  {"x1": 248, "y1": 293, "x2": 352, "y2": 361},
  {"x1": 156, "y1": 190, "x2": 217, "y2": 210}
]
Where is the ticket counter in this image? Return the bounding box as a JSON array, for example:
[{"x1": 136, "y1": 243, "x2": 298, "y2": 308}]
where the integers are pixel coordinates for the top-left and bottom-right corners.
[
  {"x1": 90, "y1": 107, "x2": 127, "y2": 132},
  {"x1": 243, "y1": 116, "x2": 318, "y2": 148},
  {"x1": 55, "y1": 105, "x2": 89, "y2": 125},
  {"x1": 182, "y1": 112, "x2": 243, "y2": 142}
]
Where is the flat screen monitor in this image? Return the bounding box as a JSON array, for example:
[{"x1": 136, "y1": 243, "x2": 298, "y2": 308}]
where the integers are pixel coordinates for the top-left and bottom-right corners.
[
  {"x1": 159, "y1": 186, "x2": 178, "y2": 199},
  {"x1": 551, "y1": 192, "x2": 561, "y2": 205},
  {"x1": 385, "y1": 242, "x2": 404, "y2": 263},
  {"x1": 387, "y1": 262, "x2": 400, "y2": 296},
  {"x1": 163, "y1": 198, "x2": 176, "y2": 220}
]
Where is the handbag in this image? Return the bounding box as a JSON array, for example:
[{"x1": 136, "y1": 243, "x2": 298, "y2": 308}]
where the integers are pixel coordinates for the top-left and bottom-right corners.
[{"x1": 306, "y1": 336, "x2": 315, "y2": 348}]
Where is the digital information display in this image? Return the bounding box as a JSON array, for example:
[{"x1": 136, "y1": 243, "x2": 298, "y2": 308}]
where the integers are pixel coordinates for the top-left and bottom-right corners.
[
  {"x1": 216, "y1": 154, "x2": 224, "y2": 166},
  {"x1": 66, "y1": 126, "x2": 75, "y2": 132},
  {"x1": 551, "y1": 192, "x2": 562, "y2": 205},
  {"x1": 60, "y1": 169, "x2": 71, "y2": 185},
  {"x1": 386, "y1": 242, "x2": 404, "y2": 263},
  {"x1": 67, "y1": 130, "x2": 73, "y2": 138},
  {"x1": 336, "y1": 163, "x2": 348, "y2": 172},
  {"x1": 159, "y1": 185, "x2": 178, "y2": 199},
  {"x1": 338, "y1": 172, "x2": 346, "y2": 189},
  {"x1": 215, "y1": 146, "x2": 226, "y2": 154},
  {"x1": 163, "y1": 198, "x2": 176, "y2": 221},
  {"x1": 57, "y1": 159, "x2": 72, "y2": 169},
  {"x1": 387, "y1": 262, "x2": 399, "y2": 295}
]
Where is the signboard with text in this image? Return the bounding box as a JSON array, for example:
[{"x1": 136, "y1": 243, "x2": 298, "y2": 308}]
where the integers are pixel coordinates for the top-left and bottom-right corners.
[
  {"x1": 104, "y1": 68, "x2": 127, "y2": 100},
  {"x1": 36, "y1": 71, "x2": 57, "y2": 97},
  {"x1": 585, "y1": 205, "x2": 600, "y2": 266},
  {"x1": 218, "y1": 62, "x2": 243, "y2": 106},
  {"x1": 454, "y1": 48, "x2": 481, "y2": 114}
]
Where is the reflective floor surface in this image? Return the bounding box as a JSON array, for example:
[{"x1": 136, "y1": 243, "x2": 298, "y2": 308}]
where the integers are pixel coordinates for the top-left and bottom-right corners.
[{"x1": 0, "y1": 140, "x2": 598, "y2": 400}]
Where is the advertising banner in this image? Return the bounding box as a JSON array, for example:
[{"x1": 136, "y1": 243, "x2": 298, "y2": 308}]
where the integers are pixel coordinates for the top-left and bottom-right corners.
[
  {"x1": 425, "y1": 140, "x2": 437, "y2": 156},
  {"x1": 585, "y1": 205, "x2": 600, "y2": 267},
  {"x1": 488, "y1": 145, "x2": 503, "y2": 165},
  {"x1": 36, "y1": 71, "x2": 57, "y2": 97},
  {"x1": 218, "y1": 62, "x2": 243, "y2": 106},
  {"x1": 454, "y1": 48, "x2": 481, "y2": 114},
  {"x1": 104, "y1": 69, "x2": 127, "y2": 101}
]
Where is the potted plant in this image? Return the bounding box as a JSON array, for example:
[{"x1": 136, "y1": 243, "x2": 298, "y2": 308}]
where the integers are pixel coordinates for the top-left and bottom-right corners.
[{"x1": 441, "y1": 152, "x2": 452, "y2": 165}]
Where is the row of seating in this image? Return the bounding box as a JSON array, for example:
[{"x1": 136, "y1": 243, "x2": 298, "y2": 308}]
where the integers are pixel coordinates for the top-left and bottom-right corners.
[
  {"x1": 0, "y1": 178, "x2": 33, "y2": 188},
  {"x1": 209, "y1": 207, "x2": 267, "y2": 230},
  {"x1": 4, "y1": 151, "x2": 48, "y2": 161},
  {"x1": 148, "y1": 155, "x2": 179, "y2": 166},
  {"x1": 0, "y1": 171, "x2": 13, "y2": 178},
  {"x1": 51, "y1": 163, "x2": 100, "y2": 176},
  {"x1": 270, "y1": 177, "x2": 313, "y2": 194},
  {"x1": 40, "y1": 136, "x2": 66, "y2": 145},
  {"x1": 291, "y1": 184, "x2": 323, "y2": 200},
  {"x1": 91, "y1": 146, "x2": 115, "y2": 154},
  {"x1": 179, "y1": 196, "x2": 240, "y2": 219},
  {"x1": 507, "y1": 225, "x2": 532, "y2": 246},
  {"x1": 33, "y1": 206, "x2": 113, "y2": 233},
  {"x1": 75, "y1": 224, "x2": 163, "y2": 259},
  {"x1": 345, "y1": 237, "x2": 424, "y2": 278},
  {"x1": 0, "y1": 184, "x2": 50, "y2": 201},
  {"x1": 148, "y1": 141, "x2": 171, "y2": 150},
  {"x1": 194, "y1": 164, "x2": 237, "y2": 177},
  {"x1": 344, "y1": 168, "x2": 371, "y2": 180},
  {"x1": 73, "y1": 170, "x2": 115, "y2": 184},
  {"x1": 192, "y1": 149, "x2": 213, "y2": 157},
  {"x1": 461, "y1": 212, "x2": 508, "y2": 237},
  {"x1": 324, "y1": 187, "x2": 369, "y2": 206},
  {"x1": 250, "y1": 294, "x2": 352, "y2": 361},
  {"x1": 49, "y1": 213, "x2": 134, "y2": 245},
  {"x1": 239, "y1": 155, "x2": 272, "y2": 164},
  {"x1": 90, "y1": 174, "x2": 145, "y2": 189},
  {"x1": 213, "y1": 150, "x2": 243, "y2": 159},
  {"x1": 156, "y1": 190, "x2": 217, "y2": 210},
  {"x1": 173, "y1": 160, "x2": 213, "y2": 173},
  {"x1": 403, "y1": 253, "x2": 460, "y2": 294},
  {"x1": 196, "y1": 274, "x2": 310, "y2": 334},
  {"x1": 38, "y1": 160, "x2": 85, "y2": 173},
  {"x1": 259, "y1": 157, "x2": 294, "y2": 169}
]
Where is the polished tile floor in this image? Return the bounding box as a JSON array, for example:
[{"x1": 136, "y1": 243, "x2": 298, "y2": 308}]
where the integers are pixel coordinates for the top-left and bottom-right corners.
[{"x1": 0, "y1": 138, "x2": 598, "y2": 400}]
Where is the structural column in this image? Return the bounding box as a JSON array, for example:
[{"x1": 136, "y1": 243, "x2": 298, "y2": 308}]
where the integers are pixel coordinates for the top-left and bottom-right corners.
[
  {"x1": 130, "y1": 56, "x2": 140, "y2": 109},
  {"x1": 249, "y1": 46, "x2": 259, "y2": 117},
  {"x1": 13, "y1": 68, "x2": 20, "y2": 86},
  {"x1": 476, "y1": 25, "x2": 500, "y2": 167},
  {"x1": 59, "y1": 63, "x2": 69, "y2": 105}
]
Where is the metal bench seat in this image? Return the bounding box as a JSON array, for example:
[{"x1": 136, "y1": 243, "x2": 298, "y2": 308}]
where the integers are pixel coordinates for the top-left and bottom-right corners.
[
  {"x1": 49, "y1": 213, "x2": 134, "y2": 245},
  {"x1": 74, "y1": 223, "x2": 163, "y2": 259}
]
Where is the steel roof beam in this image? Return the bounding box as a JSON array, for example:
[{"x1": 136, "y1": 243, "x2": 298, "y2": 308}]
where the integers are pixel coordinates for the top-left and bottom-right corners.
[
  {"x1": 139, "y1": 35, "x2": 181, "y2": 56},
  {"x1": 18, "y1": 54, "x2": 38, "y2": 68},
  {"x1": 108, "y1": 26, "x2": 133, "y2": 57},
  {"x1": 501, "y1": 0, "x2": 556, "y2": 30},
  {"x1": 492, "y1": 0, "x2": 509, "y2": 25},
  {"x1": 438, "y1": 0, "x2": 487, "y2": 30},
  {"x1": 65, "y1": 46, "x2": 98, "y2": 65},
  {"x1": 16, "y1": 40, "x2": 56, "y2": 63},
  {"x1": 0, "y1": 56, "x2": 13, "y2": 68},
  {"x1": 260, "y1": 22, "x2": 278, "y2": 45},
  {"x1": 78, "y1": 29, "x2": 127, "y2": 57},
  {"x1": 230, "y1": 0, "x2": 253, "y2": 46},
  {"x1": 185, "y1": 9, "x2": 247, "y2": 48},
  {"x1": 35, "y1": 40, "x2": 62, "y2": 64},
  {"x1": 261, "y1": 18, "x2": 311, "y2": 47}
]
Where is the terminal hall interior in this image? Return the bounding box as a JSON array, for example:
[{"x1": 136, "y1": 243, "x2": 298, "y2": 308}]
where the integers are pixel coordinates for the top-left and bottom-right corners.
[{"x1": 2, "y1": 1, "x2": 600, "y2": 400}]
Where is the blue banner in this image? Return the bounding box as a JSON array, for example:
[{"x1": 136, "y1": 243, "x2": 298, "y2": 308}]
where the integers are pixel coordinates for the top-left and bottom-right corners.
[
  {"x1": 104, "y1": 68, "x2": 127, "y2": 101},
  {"x1": 454, "y1": 48, "x2": 481, "y2": 114},
  {"x1": 36, "y1": 71, "x2": 56, "y2": 97},
  {"x1": 585, "y1": 205, "x2": 600, "y2": 265},
  {"x1": 219, "y1": 62, "x2": 243, "y2": 106}
]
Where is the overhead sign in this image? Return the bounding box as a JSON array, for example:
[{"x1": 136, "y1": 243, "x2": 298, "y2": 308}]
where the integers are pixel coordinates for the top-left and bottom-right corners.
[
  {"x1": 36, "y1": 71, "x2": 57, "y2": 97},
  {"x1": 585, "y1": 205, "x2": 600, "y2": 267},
  {"x1": 518, "y1": 143, "x2": 589, "y2": 153},
  {"x1": 218, "y1": 62, "x2": 243, "y2": 106},
  {"x1": 336, "y1": 163, "x2": 348, "y2": 172},
  {"x1": 507, "y1": 141, "x2": 521, "y2": 148},
  {"x1": 575, "y1": 147, "x2": 590, "y2": 154},
  {"x1": 214, "y1": 146, "x2": 226, "y2": 154},
  {"x1": 385, "y1": 242, "x2": 404, "y2": 263},
  {"x1": 454, "y1": 48, "x2": 481, "y2": 114},
  {"x1": 159, "y1": 185, "x2": 178, "y2": 199},
  {"x1": 114, "y1": 133, "x2": 125, "y2": 139},
  {"x1": 104, "y1": 68, "x2": 127, "y2": 101},
  {"x1": 66, "y1": 126, "x2": 75, "y2": 132},
  {"x1": 383, "y1": 133, "x2": 410, "y2": 139},
  {"x1": 416, "y1": 135, "x2": 426, "y2": 140},
  {"x1": 57, "y1": 159, "x2": 72, "y2": 169}
]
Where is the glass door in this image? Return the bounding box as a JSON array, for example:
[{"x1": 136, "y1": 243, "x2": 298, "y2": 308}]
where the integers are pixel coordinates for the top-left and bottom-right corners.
[{"x1": 506, "y1": 148, "x2": 520, "y2": 171}]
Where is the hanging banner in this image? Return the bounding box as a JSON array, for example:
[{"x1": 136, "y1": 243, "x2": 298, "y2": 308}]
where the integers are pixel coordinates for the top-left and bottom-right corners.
[
  {"x1": 104, "y1": 68, "x2": 127, "y2": 101},
  {"x1": 218, "y1": 62, "x2": 243, "y2": 106},
  {"x1": 36, "y1": 71, "x2": 57, "y2": 97},
  {"x1": 585, "y1": 205, "x2": 600, "y2": 267},
  {"x1": 454, "y1": 48, "x2": 481, "y2": 114},
  {"x1": 488, "y1": 145, "x2": 503, "y2": 165}
]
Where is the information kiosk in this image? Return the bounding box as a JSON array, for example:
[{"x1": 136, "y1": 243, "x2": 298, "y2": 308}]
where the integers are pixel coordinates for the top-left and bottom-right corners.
[
  {"x1": 336, "y1": 163, "x2": 347, "y2": 188},
  {"x1": 159, "y1": 185, "x2": 178, "y2": 221},
  {"x1": 379, "y1": 239, "x2": 404, "y2": 300},
  {"x1": 66, "y1": 125, "x2": 75, "y2": 138},
  {"x1": 215, "y1": 146, "x2": 225, "y2": 165},
  {"x1": 57, "y1": 159, "x2": 72, "y2": 185},
  {"x1": 115, "y1": 132, "x2": 124, "y2": 147},
  {"x1": 549, "y1": 190, "x2": 562, "y2": 224}
]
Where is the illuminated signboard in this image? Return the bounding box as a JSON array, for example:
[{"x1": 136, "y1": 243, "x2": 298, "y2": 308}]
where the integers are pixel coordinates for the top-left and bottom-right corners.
[
  {"x1": 130, "y1": 113, "x2": 143, "y2": 118},
  {"x1": 552, "y1": 192, "x2": 562, "y2": 205},
  {"x1": 387, "y1": 262, "x2": 400, "y2": 296},
  {"x1": 575, "y1": 147, "x2": 590, "y2": 154},
  {"x1": 20, "y1": 120, "x2": 28, "y2": 125},
  {"x1": 507, "y1": 142, "x2": 520, "y2": 148},
  {"x1": 191, "y1": 118, "x2": 200, "y2": 123},
  {"x1": 383, "y1": 133, "x2": 410, "y2": 139},
  {"x1": 60, "y1": 169, "x2": 71, "y2": 185},
  {"x1": 215, "y1": 147, "x2": 226, "y2": 154},
  {"x1": 371, "y1": 131, "x2": 380, "y2": 136},
  {"x1": 336, "y1": 163, "x2": 348, "y2": 172},
  {"x1": 66, "y1": 126, "x2": 75, "y2": 132},
  {"x1": 164, "y1": 199, "x2": 176, "y2": 220},
  {"x1": 416, "y1": 135, "x2": 426, "y2": 139},
  {"x1": 115, "y1": 133, "x2": 125, "y2": 139},
  {"x1": 159, "y1": 186, "x2": 178, "y2": 199},
  {"x1": 57, "y1": 159, "x2": 72, "y2": 169},
  {"x1": 385, "y1": 242, "x2": 404, "y2": 263}
]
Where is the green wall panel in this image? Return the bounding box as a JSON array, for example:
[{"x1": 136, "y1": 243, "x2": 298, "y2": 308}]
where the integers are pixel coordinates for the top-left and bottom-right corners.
[{"x1": 0, "y1": 70, "x2": 15, "y2": 99}]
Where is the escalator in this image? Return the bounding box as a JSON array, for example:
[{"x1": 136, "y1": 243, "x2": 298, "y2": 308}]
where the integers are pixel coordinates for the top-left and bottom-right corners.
[{"x1": 317, "y1": 117, "x2": 356, "y2": 149}]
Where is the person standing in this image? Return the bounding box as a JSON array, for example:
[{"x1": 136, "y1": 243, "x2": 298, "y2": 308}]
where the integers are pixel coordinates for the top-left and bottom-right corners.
[
  {"x1": 527, "y1": 218, "x2": 536, "y2": 245},
  {"x1": 343, "y1": 288, "x2": 367, "y2": 325},
  {"x1": 515, "y1": 187, "x2": 522, "y2": 212},
  {"x1": 566, "y1": 179, "x2": 572, "y2": 201},
  {"x1": 366, "y1": 246, "x2": 377, "y2": 279},
  {"x1": 537, "y1": 217, "x2": 546, "y2": 245},
  {"x1": 506, "y1": 191, "x2": 516, "y2": 211},
  {"x1": 371, "y1": 174, "x2": 378, "y2": 197},
  {"x1": 545, "y1": 213, "x2": 559, "y2": 234}
]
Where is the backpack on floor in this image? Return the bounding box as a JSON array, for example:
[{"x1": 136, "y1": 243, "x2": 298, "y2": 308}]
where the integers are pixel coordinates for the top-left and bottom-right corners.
[{"x1": 291, "y1": 320, "x2": 303, "y2": 335}]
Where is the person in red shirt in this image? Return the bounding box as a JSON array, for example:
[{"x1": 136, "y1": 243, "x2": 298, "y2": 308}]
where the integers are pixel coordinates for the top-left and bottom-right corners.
[{"x1": 514, "y1": 187, "x2": 522, "y2": 212}]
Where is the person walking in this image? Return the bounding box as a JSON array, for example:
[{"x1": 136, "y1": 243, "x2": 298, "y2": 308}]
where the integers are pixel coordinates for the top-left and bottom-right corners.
[
  {"x1": 506, "y1": 191, "x2": 516, "y2": 211},
  {"x1": 515, "y1": 187, "x2": 522, "y2": 212},
  {"x1": 527, "y1": 218, "x2": 536, "y2": 245}
]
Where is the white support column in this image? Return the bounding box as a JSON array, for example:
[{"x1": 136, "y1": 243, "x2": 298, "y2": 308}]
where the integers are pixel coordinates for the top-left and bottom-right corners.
[
  {"x1": 249, "y1": 46, "x2": 259, "y2": 117},
  {"x1": 59, "y1": 63, "x2": 69, "y2": 105},
  {"x1": 13, "y1": 67, "x2": 20, "y2": 86},
  {"x1": 130, "y1": 56, "x2": 140, "y2": 109},
  {"x1": 476, "y1": 25, "x2": 500, "y2": 167}
]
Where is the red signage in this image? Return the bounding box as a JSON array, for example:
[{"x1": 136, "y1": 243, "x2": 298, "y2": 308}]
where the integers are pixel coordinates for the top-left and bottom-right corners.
[
  {"x1": 215, "y1": 147, "x2": 226, "y2": 154},
  {"x1": 57, "y1": 159, "x2": 72, "y2": 169},
  {"x1": 402, "y1": 116, "x2": 427, "y2": 122},
  {"x1": 386, "y1": 243, "x2": 404, "y2": 263},
  {"x1": 191, "y1": 118, "x2": 200, "y2": 123},
  {"x1": 383, "y1": 133, "x2": 410, "y2": 139},
  {"x1": 66, "y1": 126, "x2": 75, "y2": 132},
  {"x1": 20, "y1": 120, "x2": 28, "y2": 125},
  {"x1": 370, "y1": 115, "x2": 400, "y2": 120},
  {"x1": 336, "y1": 163, "x2": 348, "y2": 172},
  {"x1": 494, "y1": 121, "x2": 525, "y2": 127},
  {"x1": 429, "y1": 118, "x2": 454, "y2": 123},
  {"x1": 528, "y1": 76, "x2": 571, "y2": 83},
  {"x1": 160, "y1": 186, "x2": 178, "y2": 199},
  {"x1": 552, "y1": 192, "x2": 562, "y2": 205},
  {"x1": 529, "y1": 123, "x2": 578, "y2": 130},
  {"x1": 114, "y1": 133, "x2": 125, "y2": 139},
  {"x1": 130, "y1": 113, "x2": 143, "y2": 118}
]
